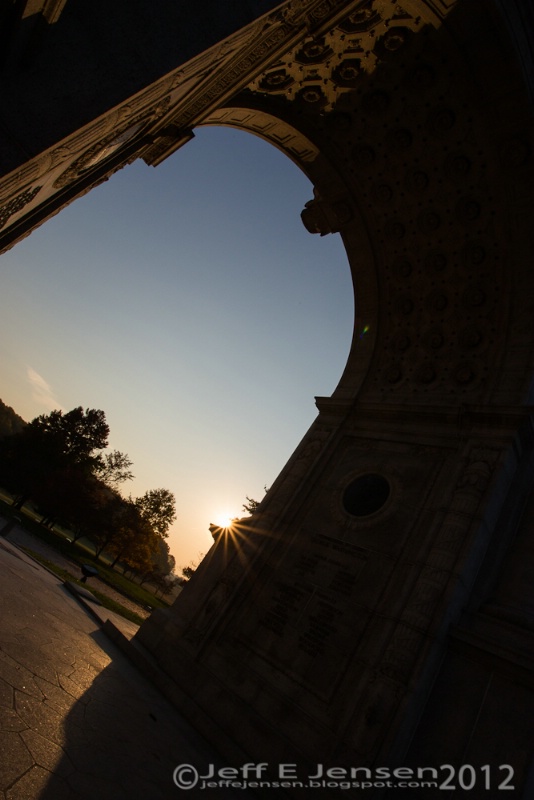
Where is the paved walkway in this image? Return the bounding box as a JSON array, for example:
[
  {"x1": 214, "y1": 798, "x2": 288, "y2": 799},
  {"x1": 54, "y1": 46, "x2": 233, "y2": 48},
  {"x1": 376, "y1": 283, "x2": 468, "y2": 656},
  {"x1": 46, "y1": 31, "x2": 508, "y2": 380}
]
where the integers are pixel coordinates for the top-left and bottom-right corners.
[
  {"x1": 2, "y1": 522, "x2": 151, "y2": 623},
  {"x1": 0, "y1": 532, "x2": 249, "y2": 799}
]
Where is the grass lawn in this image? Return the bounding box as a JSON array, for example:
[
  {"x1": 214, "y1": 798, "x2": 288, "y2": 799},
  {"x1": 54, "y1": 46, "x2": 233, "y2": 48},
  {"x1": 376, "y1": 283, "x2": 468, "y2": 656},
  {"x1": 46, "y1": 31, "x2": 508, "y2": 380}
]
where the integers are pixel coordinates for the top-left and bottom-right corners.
[
  {"x1": 20, "y1": 547, "x2": 146, "y2": 626},
  {"x1": 0, "y1": 496, "x2": 171, "y2": 615}
]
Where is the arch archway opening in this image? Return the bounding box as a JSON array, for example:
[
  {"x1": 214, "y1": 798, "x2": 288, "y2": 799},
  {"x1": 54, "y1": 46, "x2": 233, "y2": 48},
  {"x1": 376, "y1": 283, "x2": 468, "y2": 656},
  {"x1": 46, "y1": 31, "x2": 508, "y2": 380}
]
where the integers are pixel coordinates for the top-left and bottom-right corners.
[{"x1": 0, "y1": 124, "x2": 354, "y2": 567}]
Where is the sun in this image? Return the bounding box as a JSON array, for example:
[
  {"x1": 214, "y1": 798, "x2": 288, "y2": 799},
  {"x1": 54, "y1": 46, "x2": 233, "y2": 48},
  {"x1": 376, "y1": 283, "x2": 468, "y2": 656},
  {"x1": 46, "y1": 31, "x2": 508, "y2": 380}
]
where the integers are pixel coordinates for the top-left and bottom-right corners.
[{"x1": 213, "y1": 511, "x2": 235, "y2": 529}]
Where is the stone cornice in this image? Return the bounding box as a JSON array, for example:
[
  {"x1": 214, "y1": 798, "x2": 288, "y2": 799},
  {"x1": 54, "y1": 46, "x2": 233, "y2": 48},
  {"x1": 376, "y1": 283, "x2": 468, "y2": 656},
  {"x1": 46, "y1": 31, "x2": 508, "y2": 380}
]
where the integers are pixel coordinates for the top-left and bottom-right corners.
[{"x1": 0, "y1": 0, "x2": 365, "y2": 249}]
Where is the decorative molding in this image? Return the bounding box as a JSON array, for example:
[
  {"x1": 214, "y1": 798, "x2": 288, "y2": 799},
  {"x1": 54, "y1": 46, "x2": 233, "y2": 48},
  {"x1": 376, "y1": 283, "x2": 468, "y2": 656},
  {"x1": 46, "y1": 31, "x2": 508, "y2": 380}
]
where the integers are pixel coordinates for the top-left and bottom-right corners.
[
  {"x1": 141, "y1": 128, "x2": 194, "y2": 168},
  {"x1": 0, "y1": 186, "x2": 41, "y2": 230},
  {"x1": 53, "y1": 100, "x2": 171, "y2": 189},
  {"x1": 248, "y1": 0, "x2": 426, "y2": 114}
]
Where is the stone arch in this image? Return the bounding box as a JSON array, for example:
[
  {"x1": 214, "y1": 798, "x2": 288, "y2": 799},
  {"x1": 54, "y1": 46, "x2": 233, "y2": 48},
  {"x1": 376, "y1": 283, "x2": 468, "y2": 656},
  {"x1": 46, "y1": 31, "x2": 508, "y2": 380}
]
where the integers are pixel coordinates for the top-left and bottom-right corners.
[
  {"x1": 136, "y1": 3, "x2": 534, "y2": 783},
  {"x1": 1, "y1": 0, "x2": 534, "y2": 791},
  {"x1": 200, "y1": 2, "x2": 534, "y2": 412}
]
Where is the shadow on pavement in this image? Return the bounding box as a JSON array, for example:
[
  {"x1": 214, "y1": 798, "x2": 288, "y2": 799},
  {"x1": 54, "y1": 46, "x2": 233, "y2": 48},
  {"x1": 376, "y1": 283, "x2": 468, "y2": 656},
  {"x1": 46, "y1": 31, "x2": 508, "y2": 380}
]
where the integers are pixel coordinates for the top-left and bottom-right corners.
[{"x1": 36, "y1": 631, "x2": 248, "y2": 800}]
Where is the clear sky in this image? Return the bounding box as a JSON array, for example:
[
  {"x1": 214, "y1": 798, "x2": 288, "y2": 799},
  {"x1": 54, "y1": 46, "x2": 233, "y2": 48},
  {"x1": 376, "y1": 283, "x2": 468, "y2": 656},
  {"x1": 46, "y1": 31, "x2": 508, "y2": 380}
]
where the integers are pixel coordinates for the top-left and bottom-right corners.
[{"x1": 0, "y1": 126, "x2": 354, "y2": 571}]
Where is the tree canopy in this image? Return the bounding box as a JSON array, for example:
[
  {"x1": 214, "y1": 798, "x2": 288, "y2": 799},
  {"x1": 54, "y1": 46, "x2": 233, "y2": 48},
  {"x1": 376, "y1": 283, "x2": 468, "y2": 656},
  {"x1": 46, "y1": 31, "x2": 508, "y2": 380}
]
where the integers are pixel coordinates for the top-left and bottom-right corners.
[
  {"x1": 22, "y1": 407, "x2": 109, "y2": 467},
  {"x1": 136, "y1": 488, "x2": 176, "y2": 538},
  {"x1": 94, "y1": 449, "x2": 134, "y2": 488},
  {"x1": 0, "y1": 398, "x2": 25, "y2": 438},
  {"x1": 0, "y1": 405, "x2": 178, "y2": 579},
  {"x1": 0, "y1": 406, "x2": 109, "y2": 509}
]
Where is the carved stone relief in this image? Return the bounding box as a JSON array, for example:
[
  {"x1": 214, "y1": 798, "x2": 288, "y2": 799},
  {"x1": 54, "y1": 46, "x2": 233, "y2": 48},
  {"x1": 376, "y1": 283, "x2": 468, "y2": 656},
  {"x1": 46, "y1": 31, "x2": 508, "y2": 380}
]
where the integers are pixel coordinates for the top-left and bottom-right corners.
[
  {"x1": 234, "y1": 1, "x2": 513, "y2": 405},
  {"x1": 53, "y1": 123, "x2": 145, "y2": 189},
  {"x1": 248, "y1": 0, "x2": 427, "y2": 113},
  {"x1": 0, "y1": 165, "x2": 42, "y2": 207},
  {"x1": 236, "y1": 530, "x2": 371, "y2": 700},
  {"x1": 0, "y1": 186, "x2": 42, "y2": 230}
]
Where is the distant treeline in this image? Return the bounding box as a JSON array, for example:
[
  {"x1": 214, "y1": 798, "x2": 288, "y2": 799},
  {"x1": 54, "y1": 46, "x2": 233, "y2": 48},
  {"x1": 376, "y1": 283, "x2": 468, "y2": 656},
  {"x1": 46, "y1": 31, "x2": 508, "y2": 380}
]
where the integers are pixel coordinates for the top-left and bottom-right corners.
[
  {"x1": 0, "y1": 400, "x2": 177, "y2": 589},
  {"x1": 0, "y1": 398, "x2": 26, "y2": 438}
]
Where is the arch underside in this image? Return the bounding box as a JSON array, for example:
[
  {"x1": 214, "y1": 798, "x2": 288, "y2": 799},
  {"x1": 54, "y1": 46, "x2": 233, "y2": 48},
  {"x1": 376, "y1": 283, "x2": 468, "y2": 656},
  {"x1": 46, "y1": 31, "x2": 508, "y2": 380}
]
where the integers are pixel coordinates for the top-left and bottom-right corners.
[
  {"x1": 199, "y1": 0, "x2": 534, "y2": 409},
  {"x1": 139, "y1": 2, "x2": 534, "y2": 784}
]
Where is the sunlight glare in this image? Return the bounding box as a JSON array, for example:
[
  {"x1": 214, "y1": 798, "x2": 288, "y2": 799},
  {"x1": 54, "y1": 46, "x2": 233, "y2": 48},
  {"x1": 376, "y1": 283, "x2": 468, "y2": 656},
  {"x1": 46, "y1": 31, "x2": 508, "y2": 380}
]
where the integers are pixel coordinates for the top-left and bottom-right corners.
[{"x1": 213, "y1": 511, "x2": 236, "y2": 529}]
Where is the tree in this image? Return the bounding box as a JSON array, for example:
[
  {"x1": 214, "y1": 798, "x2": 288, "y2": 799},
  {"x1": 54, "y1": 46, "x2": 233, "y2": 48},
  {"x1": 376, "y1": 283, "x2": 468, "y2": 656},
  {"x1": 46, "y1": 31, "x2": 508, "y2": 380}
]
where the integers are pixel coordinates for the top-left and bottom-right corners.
[
  {"x1": 150, "y1": 571, "x2": 177, "y2": 598},
  {"x1": 123, "y1": 532, "x2": 159, "y2": 578},
  {"x1": 88, "y1": 490, "x2": 121, "y2": 557},
  {"x1": 0, "y1": 398, "x2": 25, "y2": 438},
  {"x1": 131, "y1": 538, "x2": 178, "y2": 594},
  {"x1": 0, "y1": 403, "x2": 179, "y2": 579},
  {"x1": 180, "y1": 552, "x2": 205, "y2": 582},
  {"x1": 0, "y1": 406, "x2": 109, "y2": 510},
  {"x1": 94, "y1": 450, "x2": 134, "y2": 489},
  {"x1": 105, "y1": 496, "x2": 155, "y2": 567},
  {"x1": 33, "y1": 464, "x2": 99, "y2": 529},
  {"x1": 181, "y1": 565, "x2": 196, "y2": 581},
  {"x1": 242, "y1": 486, "x2": 269, "y2": 515},
  {"x1": 64, "y1": 476, "x2": 112, "y2": 544},
  {"x1": 136, "y1": 488, "x2": 176, "y2": 538},
  {"x1": 242, "y1": 496, "x2": 261, "y2": 514},
  {"x1": 29, "y1": 407, "x2": 109, "y2": 465},
  {"x1": 150, "y1": 536, "x2": 176, "y2": 577}
]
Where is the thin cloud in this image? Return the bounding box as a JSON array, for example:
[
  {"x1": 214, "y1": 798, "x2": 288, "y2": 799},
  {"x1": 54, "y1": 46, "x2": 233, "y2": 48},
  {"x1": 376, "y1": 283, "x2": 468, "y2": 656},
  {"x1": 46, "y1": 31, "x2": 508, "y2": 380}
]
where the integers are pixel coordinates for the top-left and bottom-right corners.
[{"x1": 26, "y1": 367, "x2": 63, "y2": 412}]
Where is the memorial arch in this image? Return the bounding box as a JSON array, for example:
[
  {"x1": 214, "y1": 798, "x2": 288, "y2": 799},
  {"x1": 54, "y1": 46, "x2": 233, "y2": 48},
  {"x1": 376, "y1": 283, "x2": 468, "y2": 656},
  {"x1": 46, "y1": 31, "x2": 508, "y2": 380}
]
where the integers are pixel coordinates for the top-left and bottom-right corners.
[{"x1": 1, "y1": 0, "x2": 534, "y2": 794}]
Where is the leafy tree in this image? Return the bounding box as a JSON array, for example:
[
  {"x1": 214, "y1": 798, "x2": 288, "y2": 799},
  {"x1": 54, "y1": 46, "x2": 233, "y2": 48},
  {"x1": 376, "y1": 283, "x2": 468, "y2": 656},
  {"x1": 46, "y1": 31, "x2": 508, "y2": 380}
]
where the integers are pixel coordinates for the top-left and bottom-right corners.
[
  {"x1": 180, "y1": 552, "x2": 205, "y2": 582},
  {"x1": 91, "y1": 491, "x2": 136, "y2": 558},
  {"x1": 105, "y1": 497, "x2": 155, "y2": 568},
  {"x1": 129, "y1": 534, "x2": 176, "y2": 595},
  {"x1": 94, "y1": 450, "x2": 134, "y2": 489},
  {"x1": 150, "y1": 536, "x2": 176, "y2": 577},
  {"x1": 136, "y1": 488, "x2": 176, "y2": 538},
  {"x1": 30, "y1": 407, "x2": 109, "y2": 465},
  {"x1": 65, "y1": 477, "x2": 113, "y2": 544},
  {"x1": 181, "y1": 565, "x2": 196, "y2": 581},
  {"x1": 89, "y1": 494, "x2": 116, "y2": 557},
  {"x1": 121, "y1": 530, "x2": 159, "y2": 577},
  {"x1": 33, "y1": 464, "x2": 99, "y2": 529},
  {"x1": 0, "y1": 406, "x2": 109, "y2": 510},
  {"x1": 0, "y1": 399, "x2": 26, "y2": 438},
  {"x1": 0, "y1": 403, "x2": 181, "y2": 579},
  {"x1": 242, "y1": 496, "x2": 260, "y2": 514}
]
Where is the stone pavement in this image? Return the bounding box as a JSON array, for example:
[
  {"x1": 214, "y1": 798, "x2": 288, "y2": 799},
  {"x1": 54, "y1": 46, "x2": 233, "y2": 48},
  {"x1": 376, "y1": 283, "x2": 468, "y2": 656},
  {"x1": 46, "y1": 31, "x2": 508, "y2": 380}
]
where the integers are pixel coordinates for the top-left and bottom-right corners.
[{"x1": 0, "y1": 534, "x2": 251, "y2": 800}]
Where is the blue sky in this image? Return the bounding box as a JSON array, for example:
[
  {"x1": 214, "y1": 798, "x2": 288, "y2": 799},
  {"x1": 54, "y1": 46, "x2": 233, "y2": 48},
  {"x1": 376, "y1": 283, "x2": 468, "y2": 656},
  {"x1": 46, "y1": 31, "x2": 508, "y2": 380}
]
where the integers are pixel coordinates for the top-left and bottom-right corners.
[{"x1": 0, "y1": 126, "x2": 354, "y2": 570}]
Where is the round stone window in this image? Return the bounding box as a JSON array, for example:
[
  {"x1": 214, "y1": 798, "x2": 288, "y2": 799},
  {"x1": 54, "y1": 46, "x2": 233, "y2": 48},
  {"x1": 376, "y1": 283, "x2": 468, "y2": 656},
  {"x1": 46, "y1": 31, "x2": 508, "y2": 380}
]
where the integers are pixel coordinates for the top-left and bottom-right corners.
[{"x1": 342, "y1": 473, "x2": 390, "y2": 517}]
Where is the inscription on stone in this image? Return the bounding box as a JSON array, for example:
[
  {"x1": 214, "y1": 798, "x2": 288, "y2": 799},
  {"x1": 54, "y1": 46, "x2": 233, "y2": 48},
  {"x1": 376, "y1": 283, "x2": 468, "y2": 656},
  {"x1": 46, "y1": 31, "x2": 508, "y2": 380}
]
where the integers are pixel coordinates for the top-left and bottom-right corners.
[
  {"x1": 261, "y1": 581, "x2": 310, "y2": 637},
  {"x1": 298, "y1": 596, "x2": 338, "y2": 656},
  {"x1": 259, "y1": 533, "x2": 367, "y2": 665}
]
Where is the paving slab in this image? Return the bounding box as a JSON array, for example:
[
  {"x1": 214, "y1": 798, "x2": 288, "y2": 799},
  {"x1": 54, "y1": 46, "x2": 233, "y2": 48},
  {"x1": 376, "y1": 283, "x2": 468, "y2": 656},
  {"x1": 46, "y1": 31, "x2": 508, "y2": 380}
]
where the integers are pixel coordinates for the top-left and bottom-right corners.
[{"x1": 0, "y1": 536, "x2": 253, "y2": 799}]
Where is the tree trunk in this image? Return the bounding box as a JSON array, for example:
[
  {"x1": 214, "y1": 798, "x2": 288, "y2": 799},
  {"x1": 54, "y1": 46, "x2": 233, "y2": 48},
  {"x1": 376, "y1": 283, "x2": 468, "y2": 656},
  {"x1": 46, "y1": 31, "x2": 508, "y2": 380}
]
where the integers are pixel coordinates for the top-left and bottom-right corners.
[
  {"x1": 95, "y1": 540, "x2": 110, "y2": 559},
  {"x1": 110, "y1": 551, "x2": 124, "y2": 569}
]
